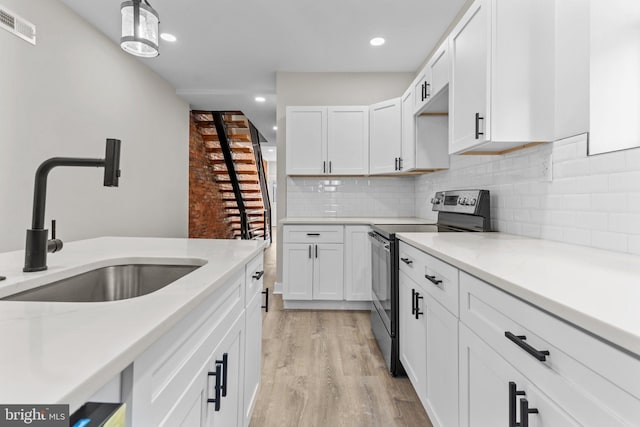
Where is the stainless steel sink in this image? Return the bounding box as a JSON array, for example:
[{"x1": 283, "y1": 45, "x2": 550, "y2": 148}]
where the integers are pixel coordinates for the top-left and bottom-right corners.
[{"x1": 3, "y1": 264, "x2": 201, "y2": 302}]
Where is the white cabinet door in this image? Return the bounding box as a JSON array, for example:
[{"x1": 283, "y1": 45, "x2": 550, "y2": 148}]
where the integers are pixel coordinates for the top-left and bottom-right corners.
[
  {"x1": 210, "y1": 314, "x2": 245, "y2": 427},
  {"x1": 286, "y1": 107, "x2": 327, "y2": 175},
  {"x1": 344, "y1": 226, "x2": 371, "y2": 301},
  {"x1": 427, "y1": 41, "x2": 450, "y2": 100},
  {"x1": 160, "y1": 362, "x2": 209, "y2": 427},
  {"x1": 424, "y1": 294, "x2": 458, "y2": 427},
  {"x1": 313, "y1": 243, "x2": 344, "y2": 300},
  {"x1": 450, "y1": 0, "x2": 490, "y2": 153},
  {"x1": 369, "y1": 98, "x2": 402, "y2": 174},
  {"x1": 413, "y1": 68, "x2": 430, "y2": 113},
  {"x1": 399, "y1": 271, "x2": 427, "y2": 406},
  {"x1": 400, "y1": 88, "x2": 416, "y2": 171},
  {"x1": 459, "y1": 324, "x2": 579, "y2": 427},
  {"x1": 327, "y1": 107, "x2": 369, "y2": 175},
  {"x1": 283, "y1": 243, "x2": 313, "y2": 300},
  {"x1": 242, "y1": 291, "x2": 262, "y2": 427}
]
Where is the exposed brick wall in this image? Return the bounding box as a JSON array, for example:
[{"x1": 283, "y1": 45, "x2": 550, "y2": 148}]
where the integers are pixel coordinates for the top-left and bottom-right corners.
[{"x1": 189, "y1": 117, "x2": 234, "y2": 239}]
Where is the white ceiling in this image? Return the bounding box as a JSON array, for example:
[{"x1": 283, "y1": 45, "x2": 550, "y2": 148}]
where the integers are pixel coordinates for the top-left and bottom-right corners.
[{"x1": 60, "y1": 0, "x2": 466, "y2": 145}]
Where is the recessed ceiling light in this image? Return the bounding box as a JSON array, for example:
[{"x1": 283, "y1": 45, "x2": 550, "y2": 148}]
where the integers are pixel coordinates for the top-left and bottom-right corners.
[
  {"x1": 370, "y1": 37, "x2": 385, "y2": 47},
  {"x1": 255, "y1": 96, "x2": 266, "y2": 103},
  {"x1": 273, "y1": 126, "x2": 278, "y2": 131},
  {"x1": 160, "y1": 33, "x2": 177, "y2": 42}
]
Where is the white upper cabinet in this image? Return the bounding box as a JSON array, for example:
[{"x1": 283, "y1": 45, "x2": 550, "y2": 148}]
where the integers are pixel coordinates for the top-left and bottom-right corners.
[
  {"x1": 286, "y1": 107, "x2": 327, "y2": 175},
  {"x1": 369, "y1": 97, "x2": 402, "y2": 174},
  {"x1": 286, "y1": 106, "x2": 368, "y2": 175},
  {"x1": 427, "y1": 40, "x2": 450, "y2": 103},
  {"x1": 327, "y1": 107, "x2": 369, "y2": 175},
  {"x1": 414, "y1": 39, "x2": 450, "y2": 115},
  {"x1": 401, "y1": 88, "x2": 417, "y2": 171},
  {"x1": 449, "y1": 0, "x2": 555, "y2": 154}
]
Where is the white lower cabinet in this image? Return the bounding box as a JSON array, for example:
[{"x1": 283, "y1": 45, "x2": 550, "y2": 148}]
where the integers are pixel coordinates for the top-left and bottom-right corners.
[
  {"x1": 399, "y1": 269, "x2": 458, "y2": 427},
  {"x1": 399, "y1": 241, "x2": 640, "y2": 427},
  {"x1": 344, "y1": 225, "x2": 372, "y2": 301},
  {"x1": 313, "y1": 243, "x2": 344, "y2": 300},
  {"x1": 424, "y1": 293, "x2": 458, "y2": 427},
  {"x1": 399, "y1": 271, "x2": 428, "y2": 404},
  {"x1": 459, "y1": 323, "x2": 578, "y2": 427},
  {"x1": 282, "y1": 243, "x2": 314, "y2": 300},
  {"x1": 129, "y1": 253, "x2": 264, "y2": 427}
]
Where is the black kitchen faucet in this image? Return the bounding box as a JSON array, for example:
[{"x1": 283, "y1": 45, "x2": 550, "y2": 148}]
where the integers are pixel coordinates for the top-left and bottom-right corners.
[{"x1": 23, "y1": 139, "x2": 121, "y2": 272}]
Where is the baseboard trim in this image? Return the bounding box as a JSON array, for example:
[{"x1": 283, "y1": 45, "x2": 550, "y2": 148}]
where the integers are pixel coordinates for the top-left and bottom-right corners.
[
  {"x1": 273, "y1": 282, "x2": 283, "y2": 294},
  {"x1": 283, "y1": 300, "x2": 371, "y2": 311}
]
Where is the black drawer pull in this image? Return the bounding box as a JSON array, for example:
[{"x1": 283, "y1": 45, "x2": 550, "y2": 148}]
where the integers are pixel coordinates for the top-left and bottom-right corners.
[
  {"x1": 411, "y1": 288, "x2": 416, "y2": 315},
  {"x1": 505, "y1": 332, "x2": 550, "y2": 361},
  {"x1": 207, "y1": 363, "x2": 222, "y2": 411},
  {"x1": 216, "y1": 353, "x2": 228, "y2": 396},
  {"x1": 425, "y1": 274, "x2": 442, "y2": 285},
  {"x1": 262, "y1": 288, "x2": 269, "y2": 312},
  {"x1": 519, "y1": 398, "x2": 539, "y2": 427},
  {"x1": 415, "y1": 292, "x2": 424, "y2": 320},
  {"x1": 252, "y1": 270, "x2": 264, "y2": 280},
  {"x1": 475, "y1": 112, "x2": 484, "y2": 139},
  {"x1": 400, "y1": 257, "x2": 413, "y2": 265},
  {"x1": 306, "y1": 233, "x2": 320, "y2": 236},
  {"x1": 508, "y1": 382, "x2": 526, "y2": 427}
]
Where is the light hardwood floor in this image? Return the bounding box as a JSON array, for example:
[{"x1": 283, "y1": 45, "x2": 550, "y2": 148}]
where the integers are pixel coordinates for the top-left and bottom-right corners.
[{"x1": 250, "y1": 229, "x2": 433, "y2": 427}]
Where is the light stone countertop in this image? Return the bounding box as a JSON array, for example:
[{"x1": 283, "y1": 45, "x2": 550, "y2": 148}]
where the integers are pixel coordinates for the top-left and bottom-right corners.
[
  {"x1": 280, "y1": 217, "x2": 434, "y2": 225},
  {"x1": 0, "y1": 237, "x2": 266, "y2": 412},
  {"x1": 396, "y1": 232, "x2": 640, "y2": 357}
]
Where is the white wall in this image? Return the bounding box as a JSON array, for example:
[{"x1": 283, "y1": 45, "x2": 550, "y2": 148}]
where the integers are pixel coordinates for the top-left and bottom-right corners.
[
  {"x1": 0, "y1": 0, "x2": 189, "y2": 252},
  {"x1": 415, "y1": 134, "x2": 640, "y2": 255},
  {"x1": 276, "y1": 72, "x2": 414, "y2": 283}
]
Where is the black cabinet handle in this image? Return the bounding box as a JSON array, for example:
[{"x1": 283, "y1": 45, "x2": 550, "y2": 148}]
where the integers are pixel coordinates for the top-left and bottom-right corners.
[
  {"x1": 329, "y1": 161, "x2": 332, "y2": 173},
  {"x1": 216, "y1": 353, "x2": 228, "y2": 397},
  {"x1": 411, "y1": 288, "x2": 416, "y2": 315},
  {"x1": 415, "y1": 292, "x2": 424, "y2": 320},
  {"x1": 475, "y1": 113, "x2": 484, "y2": 139},
  {"x1": 308, "y1": 245, "x2": 312, "y2": 259},
  {"x1": 0, "y1": 276, "x2": 5, "y2": 281},
  {"x1": 398, "y1": 157, "x2": 403, "y2": 170},
  {"x1": 315, "y1": 244, "x2": 318, "y2": 258},
  {"x1": 519, "y1": 398, "x2": 539, "y2": 427},
  {"x1": 323, "y1": 161, "x2": 326, "y2": 173},
  {"x1": 207, "y1": 363, "x2": 222, "y2": 411},
  {"x1": 400, "y1": 257, "x2": 413, "y2": 266},
  {"x1": 508, "y1": 382, "x2": 526, "y2": 427},
  {"x1": 306, "y1": 233, "x2": 320, "y2": 236},
  {"x1": 252, "y1": 270, "x2": 264, "y2": 280},
  {"x1": 395, "y1": 157, "x2": 399, "y2": 170},
  {"x1": 425, "y1": 274, "x2": 442, "y2": 285},
  {"x1": 422, "y1": 82, "x2": 427, "y2": 101},
  {"x1": 505, "y1": 332, "x2": 550, "y2": 361},
  {"x1": 262, "y1": 288, "x2": 269, "y2": 312}
]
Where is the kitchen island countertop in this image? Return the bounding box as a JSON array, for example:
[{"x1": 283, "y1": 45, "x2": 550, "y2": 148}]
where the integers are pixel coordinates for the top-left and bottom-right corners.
[{"x1": 0, "y1": 237, "x2": 266, "y2": 412}]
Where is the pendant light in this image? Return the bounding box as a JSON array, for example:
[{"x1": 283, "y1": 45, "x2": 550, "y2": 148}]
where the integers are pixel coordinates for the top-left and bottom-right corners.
[{"x1": 120, "y1": 0, "x2": 159, "y2": 58}]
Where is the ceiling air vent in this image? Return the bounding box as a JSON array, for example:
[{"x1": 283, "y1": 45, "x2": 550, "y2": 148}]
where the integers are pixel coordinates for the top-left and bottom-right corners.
[{"x1": 0, "y1": 5, "x2": 36, "y2": 45}]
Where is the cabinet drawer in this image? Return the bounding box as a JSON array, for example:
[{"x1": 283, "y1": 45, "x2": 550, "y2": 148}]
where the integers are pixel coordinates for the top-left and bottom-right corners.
[
  {"x1": 460, "y1": 272, "x2": 640, "y2": 426},
  {"x1": 245, "y1": 253, "x2": 264, "y2": 302},
  {"x1": 399, "y1": 241, "x2": 459, "y2": 316},
  {"x1": 283, "y1": 225, "x2": 344, "y2": 243}
]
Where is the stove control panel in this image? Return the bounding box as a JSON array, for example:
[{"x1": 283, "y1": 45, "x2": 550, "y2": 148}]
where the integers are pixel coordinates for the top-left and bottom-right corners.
[{"x1": 431, "y1": 190, "x2": 488, "y2": 214}]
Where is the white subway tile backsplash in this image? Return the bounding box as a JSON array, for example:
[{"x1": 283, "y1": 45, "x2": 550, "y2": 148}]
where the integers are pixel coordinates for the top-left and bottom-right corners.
[
  {"x1": 287, "y1": 176, "x2": 415, "y2": 218},
  {"x1": 415, "y1": 134, "x2": 640, "y2": 255}
]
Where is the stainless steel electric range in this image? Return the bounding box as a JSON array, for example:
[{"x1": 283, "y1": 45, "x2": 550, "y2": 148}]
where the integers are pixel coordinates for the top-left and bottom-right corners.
[{"x1": 369, "y1": 189, "x2": 491, "y2": 376}]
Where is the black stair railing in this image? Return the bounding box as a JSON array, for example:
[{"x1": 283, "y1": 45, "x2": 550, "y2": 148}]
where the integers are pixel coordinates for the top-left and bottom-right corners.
[
  {"x1": 249, "y1": 122, "x2": 272, "y2": 243},
  {"x1": 212, "y1": 112, "x2": 250, "y2": 239}
]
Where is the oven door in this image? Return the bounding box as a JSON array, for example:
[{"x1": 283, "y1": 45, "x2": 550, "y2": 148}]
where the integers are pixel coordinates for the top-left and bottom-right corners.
[{"x1": 369, "y1": 231, "x2": 392, "y2": 335}]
